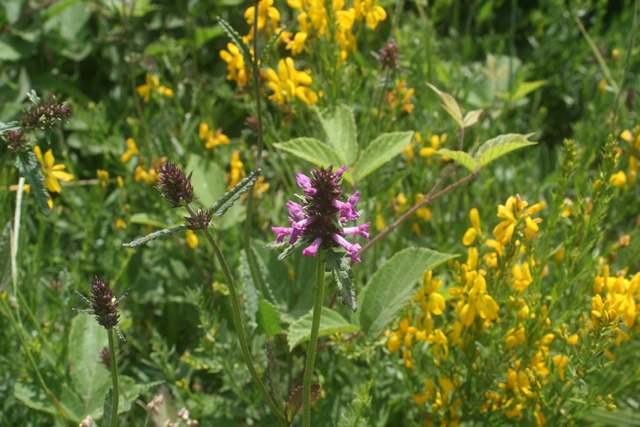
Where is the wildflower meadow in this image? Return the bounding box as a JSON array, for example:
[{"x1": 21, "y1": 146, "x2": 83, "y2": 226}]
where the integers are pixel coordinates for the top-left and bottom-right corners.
[{"x1": 1, "y1": 0, "x2": 640, "y2": 426}]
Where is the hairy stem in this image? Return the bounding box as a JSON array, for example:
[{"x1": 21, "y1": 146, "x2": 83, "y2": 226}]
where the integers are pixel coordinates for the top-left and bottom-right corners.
[
  {"x1": 188, "y1": 206, "x2": 284, "y2": 423},
  {"x1": 107, "y1": 329, "x2": 119, "y2": 427},
  {"x1": 303, "y1": 254, "x2": 326, "y2": 426}
]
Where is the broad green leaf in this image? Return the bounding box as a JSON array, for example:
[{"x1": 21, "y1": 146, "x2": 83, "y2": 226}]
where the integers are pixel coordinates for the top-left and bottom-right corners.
[
  {"x1": 287, "y1": 307, "x2": 359, "y2": 351},
  {"x1": 352, "y1": 131, "x2": 413, "y2": 181},
  {"x1": 462, "y1": 109, "x2": 483, "y2": 128},
  {"x1": 68, "y1": 314, "x2": 111, "y2": 417},
  {"x1": 209, "y1": 169, "x2": 261, "y2": 217},
  {"x1": 274, "y1": 137, "x2": 345, "y2": 170},
  {"x1": 122, "y1": 225, "x2": 187, "y2": 248},
  {"x1": 326, "y1": 249, "x2": 356, "y2": 311},
  {"x1": 194, "y1": 26, "x2": 224, "y2": 49},
  {"x1": 16, "y1": 151, "x2": 51, "y2": 216},
  {"x1": 186, "y1": 154, "x2": 226, "y2": 208},
  {"x1": 356, "y1": 248, "x2": 456, "y2": 338},
  {"x1": 434, "y1": 149, "x2": 477, "y2": 171},
  {"x1": 507, "y1": 80, "x2": 548, "y2": 102},
  {"x1": 475, "y1": 133, "x2": 537, "y2": 167},
  {"x1": 14, "y1": 379, "x2": 84, "y2": 422},
  {"x1": 317, "y1": 104, "x2": 358, "y2": 164},
  {"x1": 257, "y1": 299, "x2": 282, "y2": 336},
  {"x1": 427, "y1": 83, "x2": 463, "y2": 127}
]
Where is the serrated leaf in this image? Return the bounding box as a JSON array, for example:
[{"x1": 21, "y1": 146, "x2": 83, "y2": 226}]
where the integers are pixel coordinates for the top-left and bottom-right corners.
[
  {"x1": 15, "y1": 151, "x2": 50, "y2": 216},
  {"x1": 353, "y1": 131, "x2": 413, "y2": 181},
  {"x1": 122, "y1": 225, "x2": 186, "y2": 247},
  {"x1": 217, "y1": 17, "x2": 252, "y2": 66},
  {"x1": 434, "y1": 149, "x2": 478, "y2": 171},
  {"x1": 209, "y1": 169, "x2": 260, "y2": 216},
  {"x1": 326, "y1": 250, "x2": 356, "y2": 311},
  {"x1": 427, "y1": 83, "x2": 463, "y2": 127},
  {"x1": 317, "y1": 104, "x2": 358, "y2": 164},
  {"x1": 68, "y1": 314, "x2": 111, "y2": 418},
  {"x1": 462, "y1": 109, "x2": 483, "y2": 128},
  {"x1": 257, "y1": 299, "x2": 282, "y2": 336},
  {"x1": 274, "y1": 138, "x2": 345, "y2": 170},
  {"x1": 475, "y1": 133, "x2": 537, "y2": 167},
  {"x1": 266, "y1": 237, "x2": 309, "y2": 261},
  {"x1": 356, "y1": 248, "x2": 457, "y2": 338},
  {"x1": 0, "y1": 120, "x2": 21, "y2": 135},
  {"x1": 285, "y1": 384, "x2": 321, "y2": 422},
  {"x1": 287, "y1": 307, "x2": 359, "y2": 351}
]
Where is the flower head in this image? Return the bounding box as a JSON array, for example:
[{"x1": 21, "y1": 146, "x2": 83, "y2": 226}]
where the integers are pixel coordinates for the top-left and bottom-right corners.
[
  {"x1": 34, "y1": 146, "x2": 74, "y2": 193},
  {"x1": 74, "y1": 277, "x2": 127, "y2": 338},
  {"x1": 22, "y1": 97, "x2": 72, "y2": 129},
  {"x1": 271, "y1": 165, "x2": 370, "y2": 262},
  {"x1": 157, "y1": 162, "x2": 196, "y2": 208}
]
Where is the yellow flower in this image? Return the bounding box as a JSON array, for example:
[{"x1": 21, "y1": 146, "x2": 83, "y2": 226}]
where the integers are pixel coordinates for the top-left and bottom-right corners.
[
  {"x1": 121, "y1": 138, "x2": 139, "y2": 163},
  {"x1": 34, "y1": 146, "x2": 74, "y2": 193},
  {"x1": 186, "y1": 230, "x2": 198, "y2": 248},
  {"x1": 419, "y1": 133, "x2": 448, "y2": 158},
  {"x1": 609, "y1": 170, "x2": 626, "y2": 187},
  {"x1": 505, "y1": 325, "x2": 526, "y2": 349},
  {"x1": 227, "y1": 150, "x2": 246, "y2": 190},
  {"x1": 375, "y1": 214, "x2": 385, "y2": 231},
  {"x1": 253, "y1": 176, "x2": 270, "y2": 195},
  {"x1": 354, "y1": 0, "x2": 387, "y2": 29},
  {"x1": 219, "y1": 43, "x2": 249, "y2": 87},
  {"x1": 284, "y1": 31, "x2": 308, "y2": 55},
  {"x1": 205, "y1": 129, "x2": 230, "y2": 149},
  {"x1": 401, "y1": 142, "x2": 415, "y2": 164},
  {"x1": 115, "y1": 218, "x2": 127, "y2": 229},
  {"x1": 263, "y1": 57, "x2": 319, "y2": 105},
  {"x1": 463, "y1": 208, "x2": 481, "y2": 246},
  {"x1": 97, "y1": 169, "x2": 109, "y2": 189},
  {"x1": 244, "y1": 0, "x2": 281, "y2": 38},
  {"x1": 552, "y1": 355, "x2": 568, "y2": 381},
  {"x1": 136, "y1": 73, "x2": 173, "y2": 102},
  {"x1": 512, "y1": 262, "x2": 533, "y2": 292},
  {"x1": 117, "y1": 176, "x2": 124, "y2": 189},
  {"x1": 493, "y1": 195, "x2": 544, "y2": 245}
]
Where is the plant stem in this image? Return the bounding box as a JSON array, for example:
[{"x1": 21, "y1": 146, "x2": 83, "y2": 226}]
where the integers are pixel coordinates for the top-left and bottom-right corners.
[
  {"x1": 303, "y1": 254, "x2": 326, "y2": 426},
  {"x1": 188, "y1": 206, "x2": 284, "y2": 423},
  {"x1": 107, "y1": 329, "x2": 119, "y2": 427}
]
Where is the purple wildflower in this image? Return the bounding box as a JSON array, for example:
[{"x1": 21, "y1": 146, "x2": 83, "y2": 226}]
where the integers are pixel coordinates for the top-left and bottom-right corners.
[{"x1": 271, "y1": 166, "x2": 370, "y2": 262}]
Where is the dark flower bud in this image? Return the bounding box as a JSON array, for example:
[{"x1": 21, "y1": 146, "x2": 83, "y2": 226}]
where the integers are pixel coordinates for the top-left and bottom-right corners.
[
  {"x1": 90, "y1": 277, "x2": 121, "y2": 329},
  {"x1": 101, "y1": 347, "x2": 111, "y2": 370},
  {"x1": 376, "y1": 41, "x2": 399, "y2": 70},
  {"x1": 157, "y1": 162, "x2": 196, "y2": 208},
  {"x1": 185, "y1": 205, "x2": 212, "y2": 230},
  {"x1": 245, "y1": 116, "x2": 259, "y2": 137},
  {"x1": 22, "y1": 98, "x2": 72, "y2": 130},
  {"x1": 2, "y1": 129, "x2": 28, "y2": 151}
]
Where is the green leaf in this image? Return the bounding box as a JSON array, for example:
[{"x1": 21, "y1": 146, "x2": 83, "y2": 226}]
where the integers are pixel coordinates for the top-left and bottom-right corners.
[
  {"x1": 14, "y1": 379, "x2": 84, "y2": 422},
  {"x1": 506, "y1": 80, "x2": 548, "y2": 102},
  {"x1": 462, "y1": 109, "x2": 483, "y2": 128},
  {"x1": 217, "y1": 17, "x2": 252, "y2": 66},
  {"x1": 353, "y1": 131, "x2": 414, "y2": 181},
  {"x1": 326, "y1": 249, "x2": 356, "y2": 311},
  {"x1": 0, "y1": 120, "x2": 21, "y2": 135},
  {"x1": 68, "y1": 314, "x2": 111, "y2": 418},
  {"x1": 274, "y1": 137, "x2": 345, "y2": 170},
  {"x1": 427, "y1": 83, "x2": 463, "y2": 127},
  {"x1": 287, "y1": 307, "x2": 359, "y2": 351},
  {"x1": 257, "y1": 299, "x2": 282, "y2": 337},
  {"x1": 102, "y1": 388, "x2": 113, "y2": 427},
  {"x1": 186, "y1": 154, "x2": 226, "y2": 208},
  {"x1": 434, "y1": 149, "x2": 478, "y2": 171},
  {"x1": 475, "y1": 133, "x2": 537, "y2": 167},
  {"x1": 316, "y1": 104, "x2": 358, "y2": 164},
  {"x1": 209, "y1": 169, "x2": 261, "y2": 216},
  {"x1": 356, "y1": 248, "x2": 456, "y2": 338},
  {"x1": 122, "y1": 225, "x2": 187, "y2": 248},
  {"x1": 0, "y1": 222, "x2": 11, "y2": 291},
  {"x1": 239, "y1": 249, "x2": 259, "y2": 327},
  {"x1": 15, "y1": 151, "x2": 51, "y2": 216},
  {"x1": 194, "y1": 26, "x2": 224, "y2": 49}
]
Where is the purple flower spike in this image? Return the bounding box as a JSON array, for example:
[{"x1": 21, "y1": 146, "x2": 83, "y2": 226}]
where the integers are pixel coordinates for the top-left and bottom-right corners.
[{"x1": 271, "y1": 165, "x2": 370, "y2": 262}]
